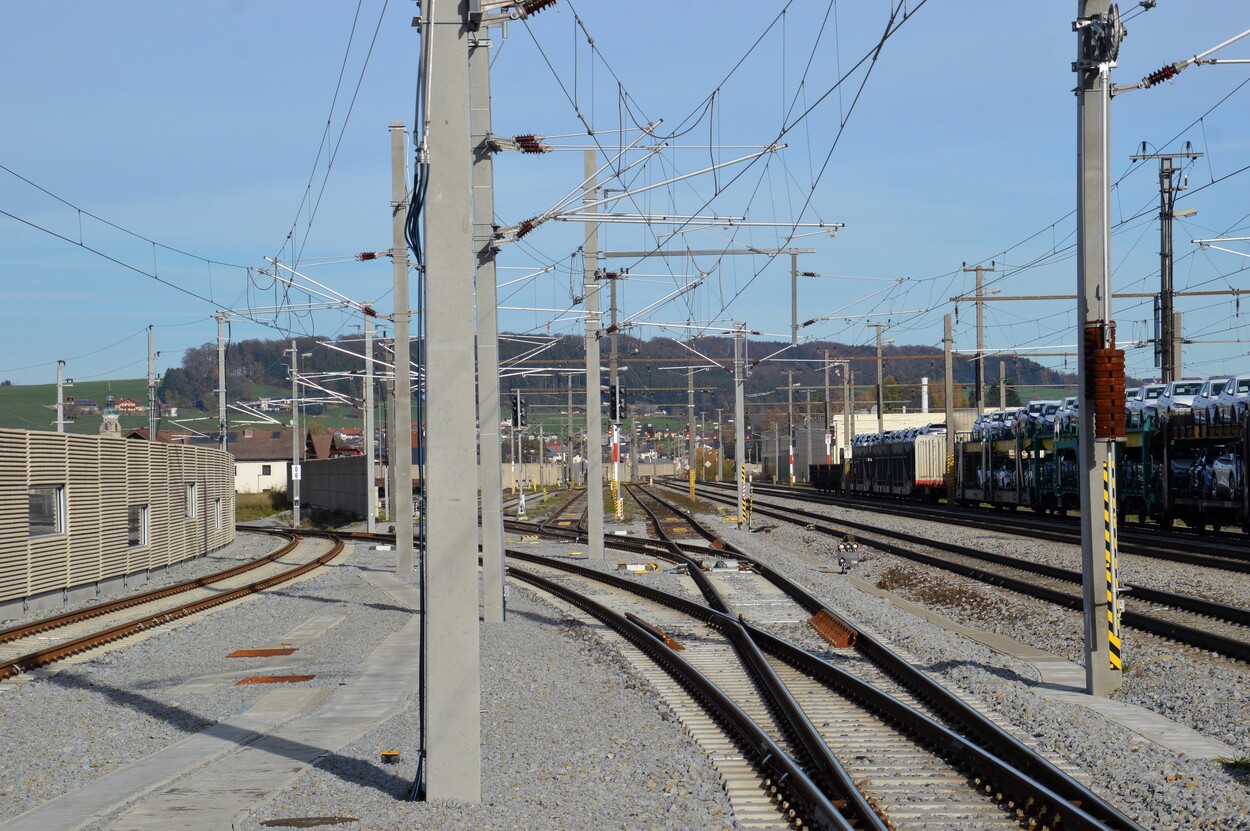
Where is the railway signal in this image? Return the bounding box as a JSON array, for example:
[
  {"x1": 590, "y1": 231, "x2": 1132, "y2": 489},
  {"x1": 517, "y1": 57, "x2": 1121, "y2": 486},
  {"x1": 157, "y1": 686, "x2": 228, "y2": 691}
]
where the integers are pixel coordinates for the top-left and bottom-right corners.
[{"x1": 511, "y1": 389, "x2": 527, "y2": 428}]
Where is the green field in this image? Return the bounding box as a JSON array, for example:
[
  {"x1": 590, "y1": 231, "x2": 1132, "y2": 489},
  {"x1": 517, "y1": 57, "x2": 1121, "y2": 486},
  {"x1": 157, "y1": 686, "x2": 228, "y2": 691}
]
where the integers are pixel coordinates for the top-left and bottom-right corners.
[
  {"x1": 0, "y1": 379, "x2": 153, "y2": 434},
  {"x1": 0, "y1": 379, "x2": 711, "y2": 439}
]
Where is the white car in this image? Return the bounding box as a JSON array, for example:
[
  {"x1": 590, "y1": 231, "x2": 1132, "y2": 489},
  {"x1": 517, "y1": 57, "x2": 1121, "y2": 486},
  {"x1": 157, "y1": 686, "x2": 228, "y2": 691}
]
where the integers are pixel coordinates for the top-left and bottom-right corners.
[
  {"x1": 1127, "y1": 383, "x2": 1165, "y2": 426},
  {"x1": 1055, "y1": 396, "x2": 1078, "y2": 432},
  {"x1": 1213, "y1": 374, "x2": 1250, "y2": 424},
  {"x1": 1193, "y1": 376, "x2": 1231, "y2": 426},
  {"x1": 1151, "y1": 378, "x2": 1203, "y2": 420}
]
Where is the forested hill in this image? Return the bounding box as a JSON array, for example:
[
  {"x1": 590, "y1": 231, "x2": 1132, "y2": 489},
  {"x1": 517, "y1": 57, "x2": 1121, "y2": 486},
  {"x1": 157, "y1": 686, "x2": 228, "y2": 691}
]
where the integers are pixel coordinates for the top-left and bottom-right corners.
[{"x1": 158, "y1": 332, "x2": 1078, "y2": 414}]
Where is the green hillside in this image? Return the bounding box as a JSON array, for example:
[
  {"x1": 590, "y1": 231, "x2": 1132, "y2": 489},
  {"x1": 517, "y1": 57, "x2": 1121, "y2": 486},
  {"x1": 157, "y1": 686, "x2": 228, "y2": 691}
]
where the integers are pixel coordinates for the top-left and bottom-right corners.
[{"x1": 0, "y1": 379, "x2": 152, "y2": 434}]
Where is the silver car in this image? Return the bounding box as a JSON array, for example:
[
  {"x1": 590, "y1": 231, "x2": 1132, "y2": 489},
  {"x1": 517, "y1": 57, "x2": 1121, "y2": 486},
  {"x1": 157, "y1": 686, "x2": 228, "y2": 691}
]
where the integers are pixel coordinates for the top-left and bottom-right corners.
[
  {"x1": 1127, "y1": 383, "x2": 1165, "y2": 426},
  {"x1": 1055, "y1": 396, "x2": 1078, "y2": 432},
  {"x1": 1193, "y1": 376, "x2": 1231, "y2": 426},
  {"x1": 1151, "y1": 378, "x2": 1203, "y2": 420},
  {"x1": 1213, "y1": 373, "x2": 1250, "y2": 424}
]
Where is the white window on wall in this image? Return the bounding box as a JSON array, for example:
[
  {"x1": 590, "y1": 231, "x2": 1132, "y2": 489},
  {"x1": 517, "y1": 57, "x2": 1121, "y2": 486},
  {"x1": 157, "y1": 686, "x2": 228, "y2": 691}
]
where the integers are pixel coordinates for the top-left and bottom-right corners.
[
  {"x1": 261, "y1": 464, "x2": 272, "y2": 476},
  {"x1": 214, "y1": 498, "x2": 222, "y2": 530},
  {"x1": 29, "y1": 485, "x2": 66, "y2": 537},
  {"x1": 128, "y1": 505, "x2": 149, "y2": 547},
  {"x1": 185, "y1": 483, "x2": 198, "y2": 518}
]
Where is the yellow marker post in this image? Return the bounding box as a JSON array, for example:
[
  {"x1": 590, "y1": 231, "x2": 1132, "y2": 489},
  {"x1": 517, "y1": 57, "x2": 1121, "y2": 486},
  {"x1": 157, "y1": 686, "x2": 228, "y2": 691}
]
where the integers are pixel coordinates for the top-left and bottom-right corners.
[
  {"x1": 689, "y1": 469, "x2": 695, "y2": 499},
  {"x1": 1104, "y1": 459, "x2": 1122, "y2": 671}
]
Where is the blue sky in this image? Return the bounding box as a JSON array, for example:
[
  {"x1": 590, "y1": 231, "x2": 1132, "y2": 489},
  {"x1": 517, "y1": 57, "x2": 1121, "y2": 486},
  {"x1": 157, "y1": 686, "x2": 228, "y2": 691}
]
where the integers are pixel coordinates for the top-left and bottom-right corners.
[{"x1": 2, "y1": 1, "x2": 1248, "y2": 389}]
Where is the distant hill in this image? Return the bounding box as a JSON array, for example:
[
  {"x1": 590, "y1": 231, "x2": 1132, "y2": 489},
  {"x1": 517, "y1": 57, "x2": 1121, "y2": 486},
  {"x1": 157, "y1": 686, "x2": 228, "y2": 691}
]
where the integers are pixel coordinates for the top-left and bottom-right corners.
[{"x1": 0, "y1": 334, "x2": 1081, "y2": 435}]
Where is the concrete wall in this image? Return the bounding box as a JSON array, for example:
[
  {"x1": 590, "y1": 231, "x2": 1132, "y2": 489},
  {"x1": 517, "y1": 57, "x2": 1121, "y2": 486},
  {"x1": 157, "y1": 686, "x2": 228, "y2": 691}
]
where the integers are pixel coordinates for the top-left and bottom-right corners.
[
  {"x1": 0, "y1": 429, "x2": 235, "y2": 616},
  {"x1": 755, "y1": 410, "x2": 980, "y2": 481},
  {"x1": 504, "y1": 459, "x2": 679, "y2": 490}
]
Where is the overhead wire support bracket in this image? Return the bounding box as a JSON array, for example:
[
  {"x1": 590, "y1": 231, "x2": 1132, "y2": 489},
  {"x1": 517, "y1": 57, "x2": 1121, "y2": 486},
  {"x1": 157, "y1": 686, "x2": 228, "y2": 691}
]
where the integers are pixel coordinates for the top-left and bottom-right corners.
[
  {"x1": 484, "y1": 133, "x2": 551, "y2": 154},
  {"x1": 1112, "y1": 26, "x2": 1250, "y2": 95}
]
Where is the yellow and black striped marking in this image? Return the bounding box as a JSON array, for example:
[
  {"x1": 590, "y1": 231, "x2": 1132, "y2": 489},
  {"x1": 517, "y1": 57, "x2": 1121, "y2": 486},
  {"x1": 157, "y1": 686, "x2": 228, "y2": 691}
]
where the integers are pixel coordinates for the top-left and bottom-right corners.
[{"x1": 1103, "y1": 459, "x2": 1122, "y2": 671}]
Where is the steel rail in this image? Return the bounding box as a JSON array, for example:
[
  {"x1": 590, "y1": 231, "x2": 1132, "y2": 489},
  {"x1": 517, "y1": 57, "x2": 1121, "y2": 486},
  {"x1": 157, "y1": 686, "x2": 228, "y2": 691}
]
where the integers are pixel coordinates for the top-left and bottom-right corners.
[
  {"x1": 505, "y1": 560, "x2": 854, "y2": 831},
  {"x1": 0, "y1": 529, "x2": 300, "y2": 647},
  {"x1": 750, "y1": 481, "x2": 1250, "y2": 573},
  {"x1": 1, "y1": 534, "x2": 345, "y2": 682},
  {"x1": 624, "y1": 484, "x2": 887, "y2": 829},
  {"x1": 684, "y1": 481, "x2": 1250, "y2": 662},
  {"x1": 537, "y1": 488, "x2": 587, "y2": 534},
  {"x1": 636, "y1": 484, "x2": 1148, "y2": 831},
  {"x1": 507, "y1": 544, "x2": 1144, "y2": 831}
]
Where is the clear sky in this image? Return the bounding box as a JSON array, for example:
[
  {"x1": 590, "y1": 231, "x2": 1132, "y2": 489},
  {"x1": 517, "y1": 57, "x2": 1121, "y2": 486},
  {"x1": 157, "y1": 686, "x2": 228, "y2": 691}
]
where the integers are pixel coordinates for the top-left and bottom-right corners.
[{"x1": 2, "y1": 1, "x2": 1248, "y2": 389}]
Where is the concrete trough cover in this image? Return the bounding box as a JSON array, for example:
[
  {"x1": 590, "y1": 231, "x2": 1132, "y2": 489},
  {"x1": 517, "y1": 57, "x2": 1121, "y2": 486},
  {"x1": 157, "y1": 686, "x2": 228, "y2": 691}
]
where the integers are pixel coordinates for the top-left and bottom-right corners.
[
  {"x1": 227, "y1": 647, "x2": 298, "y2": 658},
  {"x1": 260, "y1": 818, "x2": 358, "y2": 828},
  {"x1": 236, "y1": 674, "x2": 315, "y2": 685}
]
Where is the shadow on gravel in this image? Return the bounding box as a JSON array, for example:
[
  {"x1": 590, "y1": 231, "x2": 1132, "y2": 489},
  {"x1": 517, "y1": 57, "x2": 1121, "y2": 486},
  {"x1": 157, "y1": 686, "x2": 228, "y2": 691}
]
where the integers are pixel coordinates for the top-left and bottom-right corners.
[
  {"x1": 499, "y1": 607, "x2": 568, "y2": 627},
  {"x1": 920, "y1": 659, "x2": 1038, "y2": 685},
  {"x1": 262, "y1": 588, "x2": 414, "y2": 615},
  {"x1": 44, "y1": 670, "x2": 415, "y2": 798}
]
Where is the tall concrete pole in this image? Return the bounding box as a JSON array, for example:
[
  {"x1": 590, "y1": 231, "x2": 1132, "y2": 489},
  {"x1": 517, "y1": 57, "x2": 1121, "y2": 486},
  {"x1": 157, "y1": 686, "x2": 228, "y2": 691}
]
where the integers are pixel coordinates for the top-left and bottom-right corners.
[
  {"x1": 1075, "y1": 0, "x2": 1124, "y2": 696},
  {"x1": 733, "y1": 323, "x2": 747, "y2": 527},
  {"x1": 804, "y1": 391, "x2": 812, "y2": 481},
  {"x1": 787, "y1": 371, "x2": 795, "y2": 484},
  {"x1": 290, "y1": 341, "x2": 301, "y2": 525},
  {"x1": 873, "y1": 323, "x2": 886, "y2": 434},
  {"x1": 383, "y1": 353, "x2": 393, "y2": 524},
  {"x1": 609, "y1": 272, "x2": 620, "y2": 490},
  {"x1": 147, "y1": 325, "x2": 158, "y2": 441},
  {"x1": 1159, "y1": 155, "x2": 1176, "y2": 383},
  {"x1": 999, "y1": 360, "x2": 1007, "y2": 409},
  {"x1": 687, "y1": 365, "x2": 696, "y2": 477},
  {"x1": 421, "y1": 0, "x2": 481, "y2": 799},
  {"x1": 1129, "y1": 148, "x2": 1202, "y2": 382},
  {"x1": 944, "y1": 314, "x2": 956, "y2": 504},
  {"x1": 56, "y1": 360, "x2": 66, "y2": 433},
  {"x1": 216, "y1": 311, "x2": 228, "y2": 453},
  {"x1": 389, "y1": 123, "x2": 414, "y2": 574},
  {"x1": 842, "y1": 366, "x2": 851, "y2": 461},
  {"x1": 470, "y1": 32, "x2": 505, "y2": 623},
  {"x1": 364, "y1": 313, "x2": 377, "y2": 533},
  {"x1": 583, "y1": 150, "x2": 605, "y2": 559},
  {"x1": 823, "y1": 350, "x2": 832, "y2": 463},
  {"x1": 963, "y1": 263, "x2": 995, "y2": 413},
  {"x1": 566, "y1": 374, "x2": 574, "y2": 486},
  {"x1": 715, "y1": 407, "x2": 722, "y2": 483}
]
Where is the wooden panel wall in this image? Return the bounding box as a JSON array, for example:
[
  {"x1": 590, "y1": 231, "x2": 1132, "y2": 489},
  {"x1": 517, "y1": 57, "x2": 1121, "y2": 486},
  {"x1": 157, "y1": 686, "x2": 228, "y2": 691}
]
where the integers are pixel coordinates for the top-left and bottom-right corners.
[{"x1": 0, "y1": 430, "x2": 236, "y2": 604}]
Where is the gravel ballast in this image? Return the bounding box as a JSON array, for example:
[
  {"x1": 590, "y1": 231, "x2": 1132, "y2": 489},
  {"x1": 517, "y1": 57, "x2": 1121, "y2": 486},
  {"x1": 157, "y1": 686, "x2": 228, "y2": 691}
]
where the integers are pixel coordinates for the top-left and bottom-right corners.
[
  {"x1": 5, "y1": 498, "x2": 1250, "y2": 831},
  {"x1": 1, "y1": 533, "x2": 740, "y2": 831},
  {"x1": 708, "y1": 488, "x2": 1250, "y2": 830}
]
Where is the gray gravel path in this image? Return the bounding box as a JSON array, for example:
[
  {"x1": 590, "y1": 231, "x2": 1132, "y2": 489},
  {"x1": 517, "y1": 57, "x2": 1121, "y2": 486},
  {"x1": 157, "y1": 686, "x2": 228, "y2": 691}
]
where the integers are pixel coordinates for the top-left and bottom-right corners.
[
  {"x1": 0, "y1": 538, "x2": 413, "y2": 826},
  {"x1": 237, "y1": 537, "x2": 738, "y2": 831}
]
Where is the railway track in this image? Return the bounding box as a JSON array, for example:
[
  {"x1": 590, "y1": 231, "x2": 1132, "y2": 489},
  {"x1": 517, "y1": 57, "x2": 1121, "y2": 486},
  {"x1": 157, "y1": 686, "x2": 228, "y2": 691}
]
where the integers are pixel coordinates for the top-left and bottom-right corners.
[
  {"x1": 752, "y1": 482, "x2": 1250, "y2": 574},
  {"x1": 0, "y1": 529, "x2": 345, "y2": 683},
  {"x1": 506, "y1": 488, "x2": 1145, "y2": 831},
  {"x1": 682, "y1": 480, "x2": 1250, "y2": 662},
  {"x1": 538, "y1": 487, "x2": 588, "y2": 534}
]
